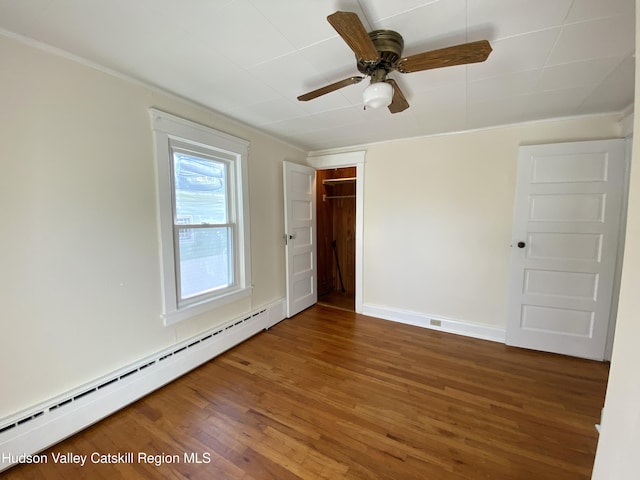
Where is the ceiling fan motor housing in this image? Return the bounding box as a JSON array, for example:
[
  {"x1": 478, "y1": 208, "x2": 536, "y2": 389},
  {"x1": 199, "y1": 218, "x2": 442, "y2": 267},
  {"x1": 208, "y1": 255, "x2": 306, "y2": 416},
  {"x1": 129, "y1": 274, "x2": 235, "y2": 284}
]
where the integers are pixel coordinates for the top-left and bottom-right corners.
[{"x1": 357, "y1": 30, "x2": 404, "y2": 76}]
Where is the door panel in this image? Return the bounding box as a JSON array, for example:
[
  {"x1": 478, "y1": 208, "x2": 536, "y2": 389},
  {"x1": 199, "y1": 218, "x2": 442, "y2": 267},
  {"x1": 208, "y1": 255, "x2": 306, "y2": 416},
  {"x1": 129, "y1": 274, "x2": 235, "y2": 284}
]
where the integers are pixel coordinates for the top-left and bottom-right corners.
[
  {"x1": 523, "y1": 269, "x2": 598, "y2": 300},
  {"x1": 283, "y1": 162, "x2": 317, "y2": 317},
  {"x1": 529, "y1": 193, "x2": 605, "y2": 222},
  {"x1": 527, "y1": 232, "x2": 602, "y2": 261},
  {"x1": 506, "y1": 139, "x2": 625, "y2": 360},
  {"x1": 520, "y1": 305, "x2": 594, "y2": 336},
  {"x1": 530, "y1": 152, "x2": 608, "y2": 183}
]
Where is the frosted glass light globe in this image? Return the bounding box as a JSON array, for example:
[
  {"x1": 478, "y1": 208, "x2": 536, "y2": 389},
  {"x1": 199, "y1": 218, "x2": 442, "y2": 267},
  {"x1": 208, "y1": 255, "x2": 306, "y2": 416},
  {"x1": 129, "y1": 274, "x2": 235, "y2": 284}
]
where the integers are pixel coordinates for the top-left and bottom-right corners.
[{"x1": 362, "y1": 81, "x2": 393, "y2": 109}]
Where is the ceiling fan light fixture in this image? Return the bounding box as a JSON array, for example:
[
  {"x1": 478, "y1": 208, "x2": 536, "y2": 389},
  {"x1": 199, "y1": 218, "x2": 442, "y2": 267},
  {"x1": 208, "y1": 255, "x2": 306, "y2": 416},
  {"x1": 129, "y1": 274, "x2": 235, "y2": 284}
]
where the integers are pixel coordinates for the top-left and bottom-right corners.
[{"x1": 362, "y1": 81, "x2": 393, "y2": 109}]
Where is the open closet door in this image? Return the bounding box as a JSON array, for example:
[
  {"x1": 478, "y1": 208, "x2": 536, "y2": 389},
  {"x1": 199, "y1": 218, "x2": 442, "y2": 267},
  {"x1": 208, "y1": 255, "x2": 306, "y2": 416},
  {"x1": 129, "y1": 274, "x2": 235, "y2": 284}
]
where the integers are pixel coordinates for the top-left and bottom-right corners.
[{"x1": 283, "y1": 162, "x2": 317, "y2": 317}]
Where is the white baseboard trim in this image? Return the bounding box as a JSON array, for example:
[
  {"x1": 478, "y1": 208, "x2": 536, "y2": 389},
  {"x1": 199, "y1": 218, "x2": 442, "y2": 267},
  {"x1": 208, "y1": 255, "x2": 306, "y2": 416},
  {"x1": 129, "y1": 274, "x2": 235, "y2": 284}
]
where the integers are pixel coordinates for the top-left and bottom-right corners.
[
  {"x1": 0, "y1": 299, "x2": 286, "y2": 473},
  {"x1": 362, "y1": 304, "x2": 506, "y2": 344}
]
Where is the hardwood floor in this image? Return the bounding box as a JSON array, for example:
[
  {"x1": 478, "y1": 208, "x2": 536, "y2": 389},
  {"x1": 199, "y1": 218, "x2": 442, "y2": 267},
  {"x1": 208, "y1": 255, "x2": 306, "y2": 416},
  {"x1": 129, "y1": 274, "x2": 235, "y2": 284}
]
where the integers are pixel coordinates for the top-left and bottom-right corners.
[
  {"x1": 3, "y1": 305, "x2": 609, "y2": 479},
  {"x1": 317, "y1": 290, "x2": 355, "y2": 311}
]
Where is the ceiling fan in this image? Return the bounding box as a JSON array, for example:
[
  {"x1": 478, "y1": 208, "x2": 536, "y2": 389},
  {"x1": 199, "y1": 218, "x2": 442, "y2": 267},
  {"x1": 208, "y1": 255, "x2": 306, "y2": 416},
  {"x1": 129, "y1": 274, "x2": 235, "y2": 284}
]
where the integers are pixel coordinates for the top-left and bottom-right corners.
[{"x1": 297, "y1": 11, "x2": 492, "y2": 113}]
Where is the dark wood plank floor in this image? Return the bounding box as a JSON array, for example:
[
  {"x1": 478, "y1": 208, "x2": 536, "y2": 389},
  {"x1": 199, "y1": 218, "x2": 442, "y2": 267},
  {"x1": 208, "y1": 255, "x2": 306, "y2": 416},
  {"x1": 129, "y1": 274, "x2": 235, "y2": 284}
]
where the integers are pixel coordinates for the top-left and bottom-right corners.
[
  {"x1": 3, "y1": 305, "x2": 609, "y2": 479},
  {"x1": 317, "y1": 290, "x2": 355, "y2": 311}
]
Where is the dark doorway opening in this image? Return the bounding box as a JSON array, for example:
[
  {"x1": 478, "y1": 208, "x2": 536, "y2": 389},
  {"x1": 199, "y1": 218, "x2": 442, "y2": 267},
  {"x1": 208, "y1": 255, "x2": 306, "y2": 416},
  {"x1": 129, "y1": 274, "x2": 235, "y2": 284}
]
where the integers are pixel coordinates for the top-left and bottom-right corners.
[{"x1": 316, "y1": 167, "x2": 356, "y2": 311}]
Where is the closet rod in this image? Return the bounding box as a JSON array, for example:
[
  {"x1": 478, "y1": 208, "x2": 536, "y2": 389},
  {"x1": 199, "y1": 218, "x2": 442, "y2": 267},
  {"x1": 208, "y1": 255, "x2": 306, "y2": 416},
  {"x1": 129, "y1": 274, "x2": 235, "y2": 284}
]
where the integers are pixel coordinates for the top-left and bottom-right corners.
[
  {"x1": 323, "y1": 194, "x2": 356, "y2": 201},
  {"x1": 322, "y1": 177, "x2": 356, "y2": 185}
]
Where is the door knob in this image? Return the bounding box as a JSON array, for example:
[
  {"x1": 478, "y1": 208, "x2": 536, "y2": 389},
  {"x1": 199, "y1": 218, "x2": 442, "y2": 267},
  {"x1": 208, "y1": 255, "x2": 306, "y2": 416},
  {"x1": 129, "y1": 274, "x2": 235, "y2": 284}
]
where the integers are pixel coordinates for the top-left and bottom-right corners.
[{"x1": 517, "y1": 241, "x2": 526, "y2": 248}]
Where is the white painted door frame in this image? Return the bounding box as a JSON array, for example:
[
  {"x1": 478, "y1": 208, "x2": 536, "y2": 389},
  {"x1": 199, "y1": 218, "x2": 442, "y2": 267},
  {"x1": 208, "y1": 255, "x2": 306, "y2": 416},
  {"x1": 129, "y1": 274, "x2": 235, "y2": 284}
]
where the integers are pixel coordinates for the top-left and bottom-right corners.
[
  {"x1": 308, "y1": 151, "x2": 366, "y2": 313},
  {"x1": 604, "y1": 135, "x2": 632, "y2": 359}
]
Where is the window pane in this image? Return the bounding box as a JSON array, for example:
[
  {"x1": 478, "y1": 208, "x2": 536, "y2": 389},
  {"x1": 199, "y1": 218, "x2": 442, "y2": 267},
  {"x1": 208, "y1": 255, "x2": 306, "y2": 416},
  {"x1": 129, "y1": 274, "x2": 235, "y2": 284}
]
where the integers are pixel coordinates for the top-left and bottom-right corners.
[
  {"x1": 173, "y1": 153, "x2": 227, "y2": 224},
  {"x1": 177, "y1": 226, "x2": 233, "y2": 301}
]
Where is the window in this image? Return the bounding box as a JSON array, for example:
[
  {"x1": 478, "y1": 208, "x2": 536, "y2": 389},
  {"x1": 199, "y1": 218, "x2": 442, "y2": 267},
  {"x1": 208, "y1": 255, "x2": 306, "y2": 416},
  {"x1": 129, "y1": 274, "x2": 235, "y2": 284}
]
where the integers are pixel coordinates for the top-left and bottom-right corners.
[{"x1": 150, "y1": 109, "x2": 251, "y2": 325}]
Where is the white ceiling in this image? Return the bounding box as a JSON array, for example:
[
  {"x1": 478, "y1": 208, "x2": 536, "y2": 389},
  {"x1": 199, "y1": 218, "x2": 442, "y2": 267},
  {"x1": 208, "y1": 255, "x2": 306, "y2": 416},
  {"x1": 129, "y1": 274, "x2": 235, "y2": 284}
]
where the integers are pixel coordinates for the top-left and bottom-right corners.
[{"x1": 0, "y1": 0, "x2": 635, "y2": 151}]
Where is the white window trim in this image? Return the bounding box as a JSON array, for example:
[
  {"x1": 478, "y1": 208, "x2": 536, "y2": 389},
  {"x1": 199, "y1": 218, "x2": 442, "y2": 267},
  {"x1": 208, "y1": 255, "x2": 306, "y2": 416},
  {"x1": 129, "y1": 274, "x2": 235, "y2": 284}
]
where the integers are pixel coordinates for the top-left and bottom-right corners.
[{"x1": 150, "y1": 109, "x2": 252, "y2": 325}]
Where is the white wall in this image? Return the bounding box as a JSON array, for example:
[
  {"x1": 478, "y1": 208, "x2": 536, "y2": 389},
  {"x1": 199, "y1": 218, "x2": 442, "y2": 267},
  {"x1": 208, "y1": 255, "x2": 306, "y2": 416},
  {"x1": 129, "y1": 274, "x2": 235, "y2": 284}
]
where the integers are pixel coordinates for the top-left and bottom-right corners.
[
  {"x1": 0, "y1": 34, "x2": 306, "y2": 419},
  {"x1": 591, "y1": 1, "x2": 640, "y2": 477},
  {"x1": 362, "y1": 116, "x2": 622, "y2": 330}
]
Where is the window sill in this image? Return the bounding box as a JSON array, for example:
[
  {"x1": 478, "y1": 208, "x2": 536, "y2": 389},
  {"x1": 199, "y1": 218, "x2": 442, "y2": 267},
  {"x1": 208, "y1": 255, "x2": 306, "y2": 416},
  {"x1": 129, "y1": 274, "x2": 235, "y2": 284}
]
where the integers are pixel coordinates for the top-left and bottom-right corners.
[{"x1": 162, "y1": 287, "x2": 252, "y2": 326}]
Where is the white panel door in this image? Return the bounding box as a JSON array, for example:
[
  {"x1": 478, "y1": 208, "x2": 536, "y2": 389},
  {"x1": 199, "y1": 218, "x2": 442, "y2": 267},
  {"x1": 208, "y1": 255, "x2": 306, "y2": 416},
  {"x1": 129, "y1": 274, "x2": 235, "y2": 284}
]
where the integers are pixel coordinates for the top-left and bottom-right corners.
[
  {"x1": 506, "y1": 139, "x2": 625, "y2": 360},
  {"x1": 283, "y1": 162, "x2": 317, "y2": 317}
]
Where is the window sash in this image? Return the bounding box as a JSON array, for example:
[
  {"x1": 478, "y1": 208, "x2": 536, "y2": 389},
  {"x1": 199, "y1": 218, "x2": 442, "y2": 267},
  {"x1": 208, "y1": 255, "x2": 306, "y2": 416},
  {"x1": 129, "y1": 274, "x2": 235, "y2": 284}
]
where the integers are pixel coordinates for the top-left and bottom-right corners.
[
  {"x1": 169, "y1": 145, "x2": 238, "y2": 307},
  {"x1": 173, "y1": 224, "x2": 236, "y2": 306},
  {"x1": 171, "y1": 146, "x2": 231, "y2": 226}
]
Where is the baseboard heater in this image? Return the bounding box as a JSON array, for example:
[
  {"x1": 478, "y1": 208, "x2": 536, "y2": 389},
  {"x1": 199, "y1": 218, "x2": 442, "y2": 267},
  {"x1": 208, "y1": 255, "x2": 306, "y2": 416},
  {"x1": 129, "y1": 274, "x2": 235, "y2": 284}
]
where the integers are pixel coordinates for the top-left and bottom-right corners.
[{"x1": 0, "y1": 299, "x2": 285, "y2": 472}]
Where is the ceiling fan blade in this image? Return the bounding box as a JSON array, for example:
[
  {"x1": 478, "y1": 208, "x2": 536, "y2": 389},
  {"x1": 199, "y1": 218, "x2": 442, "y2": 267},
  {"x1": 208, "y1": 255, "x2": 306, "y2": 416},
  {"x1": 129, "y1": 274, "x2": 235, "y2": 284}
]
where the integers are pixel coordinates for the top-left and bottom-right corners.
[
  {"x1": 297, "y1": 76, "x2": 364, "y2": 101},
  {"x1": 397, "y1": 40, "x2": 492, "y2": 73},
  {"x1": 386, "y1": 79, "x2": 409, "y2": 114},
  {"x1": 327, "y1": 11, "x2": 379, "y2": 62}
]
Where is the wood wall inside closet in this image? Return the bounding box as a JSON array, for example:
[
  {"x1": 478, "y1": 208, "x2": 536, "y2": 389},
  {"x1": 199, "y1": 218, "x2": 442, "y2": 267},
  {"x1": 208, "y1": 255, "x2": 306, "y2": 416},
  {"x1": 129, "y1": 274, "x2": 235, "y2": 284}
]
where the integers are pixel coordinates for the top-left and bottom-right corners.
[{"x1": 316, "y1": 167, "x2": 356, "y2": 305}]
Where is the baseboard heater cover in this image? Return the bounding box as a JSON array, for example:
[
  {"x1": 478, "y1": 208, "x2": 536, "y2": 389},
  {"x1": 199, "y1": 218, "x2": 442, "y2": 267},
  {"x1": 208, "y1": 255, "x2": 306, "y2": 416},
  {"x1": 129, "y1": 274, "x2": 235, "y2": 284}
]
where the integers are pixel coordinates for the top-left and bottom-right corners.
[{"x1": 0, "y1": 299, "x2": 285, "y2": 472}]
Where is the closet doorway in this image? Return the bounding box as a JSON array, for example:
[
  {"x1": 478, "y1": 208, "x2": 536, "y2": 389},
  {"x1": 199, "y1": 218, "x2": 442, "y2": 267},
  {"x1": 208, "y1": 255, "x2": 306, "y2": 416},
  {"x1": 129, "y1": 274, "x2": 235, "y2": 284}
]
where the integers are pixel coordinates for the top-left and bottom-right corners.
[{"x1": 316, "y1": 167, "x2": 357, "y2": 311}]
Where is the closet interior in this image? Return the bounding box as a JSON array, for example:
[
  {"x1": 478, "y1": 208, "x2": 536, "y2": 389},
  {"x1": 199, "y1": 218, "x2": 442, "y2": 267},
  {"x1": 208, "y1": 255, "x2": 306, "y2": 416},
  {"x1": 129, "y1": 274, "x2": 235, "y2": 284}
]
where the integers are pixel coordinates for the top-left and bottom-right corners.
[{"x1": 316, "y1": 167, "x2": 356, "y2": 311}]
